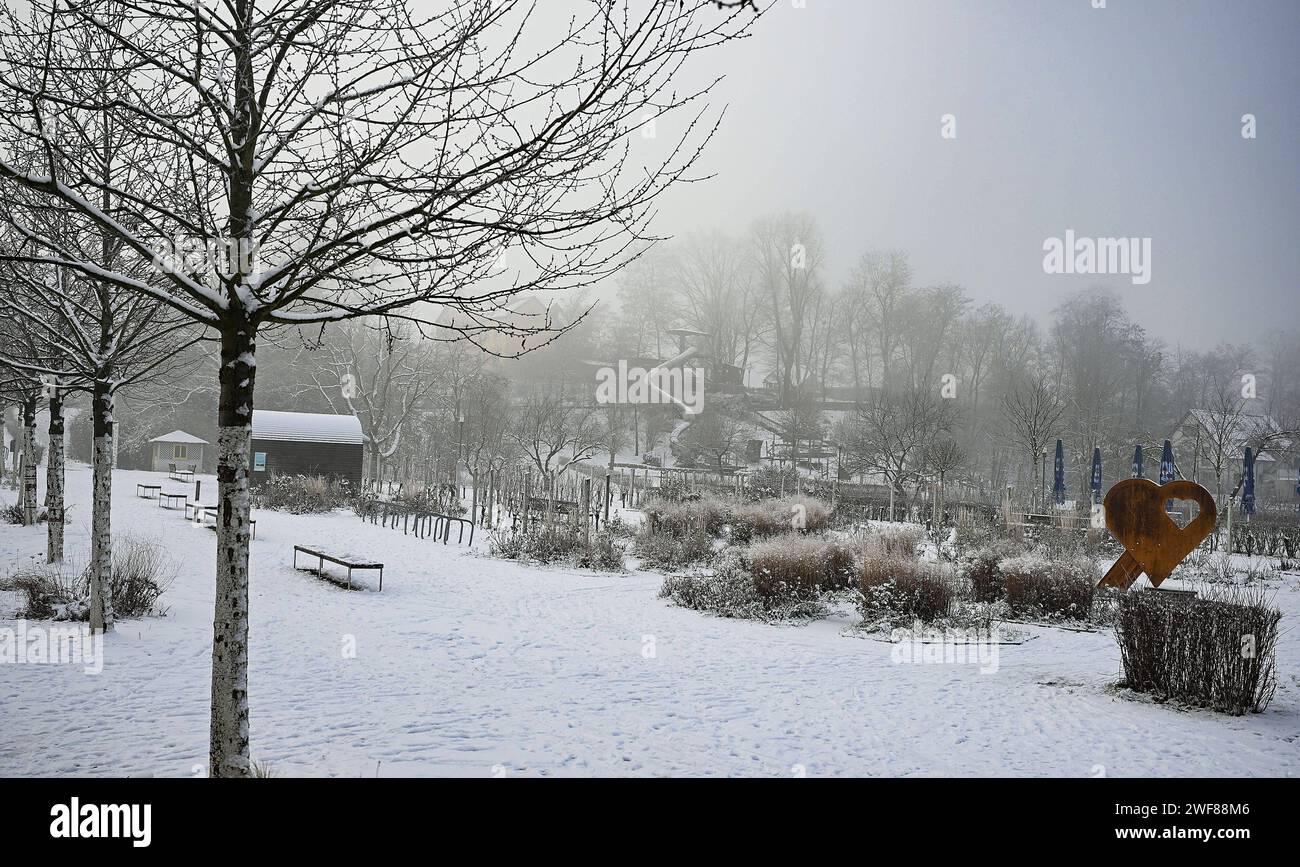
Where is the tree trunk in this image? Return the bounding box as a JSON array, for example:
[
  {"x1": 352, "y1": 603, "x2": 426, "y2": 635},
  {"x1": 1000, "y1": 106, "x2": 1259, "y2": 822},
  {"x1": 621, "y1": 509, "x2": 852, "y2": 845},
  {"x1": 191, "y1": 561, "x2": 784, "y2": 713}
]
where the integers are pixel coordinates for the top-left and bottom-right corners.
[
  {"x1": 46, "y1": 392, "x2": 65, "y2": 563},
  {"x1": 21, "y1": 397, "x2": 37, "y2": 525},
  {"x1": 88, "y1": 380, "x2": 114, "y2": 633},
  {"x1": 210, "y1": 323, "x2": 257, "y2": 778}
]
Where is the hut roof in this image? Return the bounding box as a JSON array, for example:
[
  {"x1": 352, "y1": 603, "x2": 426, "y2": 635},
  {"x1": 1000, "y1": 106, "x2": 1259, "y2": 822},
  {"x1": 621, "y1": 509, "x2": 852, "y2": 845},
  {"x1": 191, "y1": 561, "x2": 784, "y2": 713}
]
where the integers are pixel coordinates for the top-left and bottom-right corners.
[
  {"x1": 148, "y1": 430, "x2": 209, "y2": 445},
  {"x1": 251, "y1": 410, "x2": 364, "y2": 445}
]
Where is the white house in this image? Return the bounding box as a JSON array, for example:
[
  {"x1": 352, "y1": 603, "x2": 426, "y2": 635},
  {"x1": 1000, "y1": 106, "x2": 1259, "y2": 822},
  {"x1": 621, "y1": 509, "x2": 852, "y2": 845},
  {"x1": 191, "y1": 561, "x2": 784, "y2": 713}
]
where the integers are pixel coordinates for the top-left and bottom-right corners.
[{"x1": 148, "y1": 430, "x2": 208, "y2": 473}]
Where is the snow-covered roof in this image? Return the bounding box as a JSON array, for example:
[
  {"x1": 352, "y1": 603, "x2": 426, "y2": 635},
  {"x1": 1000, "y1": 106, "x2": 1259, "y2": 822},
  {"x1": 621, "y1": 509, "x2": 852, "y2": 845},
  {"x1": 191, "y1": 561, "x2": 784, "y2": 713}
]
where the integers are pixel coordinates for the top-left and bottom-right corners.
[
  {"x1": 251, "y1": 410, "x2": 364, "y2": 445},
  {"x1": 149, "y1": 430, "x2": 209, "y2": 445}
]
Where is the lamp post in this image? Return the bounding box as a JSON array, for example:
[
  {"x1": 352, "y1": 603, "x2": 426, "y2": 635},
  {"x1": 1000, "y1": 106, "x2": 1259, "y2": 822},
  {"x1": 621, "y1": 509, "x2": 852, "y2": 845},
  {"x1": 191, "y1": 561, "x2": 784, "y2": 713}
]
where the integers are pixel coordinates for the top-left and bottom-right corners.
[
  {"x1": 1040, "y1": 446, "x2": 1048, "y2": 513},
  {"x1": 457, "y1": 411, "x2": 465, "y2": 493}
]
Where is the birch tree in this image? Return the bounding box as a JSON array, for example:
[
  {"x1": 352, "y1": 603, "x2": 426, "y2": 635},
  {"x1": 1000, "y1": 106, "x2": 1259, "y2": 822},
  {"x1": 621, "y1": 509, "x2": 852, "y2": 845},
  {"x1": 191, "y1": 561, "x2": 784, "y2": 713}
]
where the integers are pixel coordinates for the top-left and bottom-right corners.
[{"x1": 0, "y1": 0, "x2": 756, "y2": 776}]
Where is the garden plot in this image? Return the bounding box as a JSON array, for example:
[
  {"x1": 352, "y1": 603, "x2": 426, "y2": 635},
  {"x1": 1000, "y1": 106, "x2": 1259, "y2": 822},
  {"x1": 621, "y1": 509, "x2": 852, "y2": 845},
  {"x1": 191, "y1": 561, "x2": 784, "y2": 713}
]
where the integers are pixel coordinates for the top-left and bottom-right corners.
[{"x1": 2, "y1": 467, "x2": 1298, "y2": 777}]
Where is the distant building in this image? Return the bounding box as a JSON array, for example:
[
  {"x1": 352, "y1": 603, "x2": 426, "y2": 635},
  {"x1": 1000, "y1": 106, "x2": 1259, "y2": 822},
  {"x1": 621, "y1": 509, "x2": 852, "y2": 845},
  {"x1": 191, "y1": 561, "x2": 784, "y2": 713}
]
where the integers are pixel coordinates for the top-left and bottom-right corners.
[
  {"x1": 1170, "y1": 410, "x2": 1294, "y2": 501},
  {"x1": 249, "y1": 410, "x2": 364, "y2": 488},
  {"x1": 148, "y1": 430, "x2": 208, "y2": 473}
]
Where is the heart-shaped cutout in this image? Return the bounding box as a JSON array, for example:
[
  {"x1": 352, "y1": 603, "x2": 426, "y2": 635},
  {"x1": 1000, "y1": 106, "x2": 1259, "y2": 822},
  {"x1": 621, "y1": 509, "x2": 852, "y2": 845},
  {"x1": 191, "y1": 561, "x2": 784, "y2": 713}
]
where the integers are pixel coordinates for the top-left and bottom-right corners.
[
  {"x1": 1104, "y1": 479, "x2": 1217, "y2": 587},
  {"x1": 1165, "y1": 498, "x2": 1201, "y2": 530}
]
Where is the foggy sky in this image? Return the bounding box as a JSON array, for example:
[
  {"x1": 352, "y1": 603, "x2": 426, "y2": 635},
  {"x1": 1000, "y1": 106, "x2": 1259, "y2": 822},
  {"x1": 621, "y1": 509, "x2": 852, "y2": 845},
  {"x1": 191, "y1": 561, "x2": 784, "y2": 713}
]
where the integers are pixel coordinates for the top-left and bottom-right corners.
[{"x1": 653, "y1": 0, "x2": 1300, "y2": 349}]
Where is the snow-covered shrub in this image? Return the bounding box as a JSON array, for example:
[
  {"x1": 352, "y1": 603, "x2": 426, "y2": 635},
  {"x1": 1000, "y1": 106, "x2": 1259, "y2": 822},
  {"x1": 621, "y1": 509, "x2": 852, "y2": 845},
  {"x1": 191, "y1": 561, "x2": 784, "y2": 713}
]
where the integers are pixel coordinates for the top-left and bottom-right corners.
[
  {"x1": 861, "y1": 524, "x2": 923, "y2": 560},
  {"x1": 601, "y1": 513, "x2": 636, "y2": 539},
  {"x1": 962, "y1": 542, "x2": 1018, "y2": 602},
  {"x1": 634, "y1": 527, "x2": 715, "y2": 570},
  {"x1": 12, "y1": 535, "x2": 173, "y2": 620},
  {"x1": 743, "y1": 465, "x2": 799, "y2": 501},
  {"x1": 3, "y1": 503, "x2": 47, "y2": 524},
  {"x1": 645, "y1": 496, "x2": 730, "y2": 538},
  {"x1": 576, "y1": 528, "x2": 627, "y2": 572},
  {"x1": 733, "y1": 493, "x2": 832, "y2": 543},
  {"x1": 110, "y1": 535, "x2": 177, "y2": 617},
  {"x1": 655, "y1": 474, "x2": 699, "y2": 503},
  {"x1": 1115, "y1": 584, "x2": 1281, "y2": 714},
  {"x1": 952, "y1": 513, "x2": 1001, "y2": 557},
  {"x1": 489, "y1": 525, "x2": 625, "y2": 571},
  {"x1": 1000, "y1": 553, "x2": 1096, "y2": 620},
  {"x1": 858, "y1": 554, "x2": 955, "y2": 623},
  {"x1": 13, "y1": 563, "x2": 86, "y2": 620},
  {"x1": 252, "y1": 474, "x2": 353, "y2": 514},
  {"x1": 659, "y1": 550, "x2": 766, "y2": 619},
  {"x1": 748, "y1": 533, "x2": 856, "y2": 597},
  {"x1": 659, "y1": 549, "x2": 828, "y2": 621}
]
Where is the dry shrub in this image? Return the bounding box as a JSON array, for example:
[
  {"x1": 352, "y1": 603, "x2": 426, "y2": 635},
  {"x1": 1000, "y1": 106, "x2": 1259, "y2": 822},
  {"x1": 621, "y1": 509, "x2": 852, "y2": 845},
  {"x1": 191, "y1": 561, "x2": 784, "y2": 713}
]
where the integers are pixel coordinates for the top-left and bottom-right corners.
[
  {"x1": 730, "y1": 496, "x2": 831, "y2": 543},
  {"x1": 645, "y1": 496, "x2": 731, "y2": 539},
  {"x1": 861, "y1": 525, "x2": 923, "y2": 560},
  {"x1": 659, "y1": 550, "x2": 765, "y2": 619},
  {"x1": 252, "y1": 474, "x2": 352, "y2": 513},
  {"x1": 962, "y1": 542, "x2": 1017, "y2": 602},
  {"x1": 3, "y1": 503, "x2": 47, "y2": 524},
  {"x1": 748, "y1": 533, "x2": 855, "y2": 598},
  {"x1": 660, "y1": 549, "x2": 827, "y2": 621},
  {"x1": 1115, "y1": 584, "x2": 1281, "y2": 714},
  {"x1": 12, "y1": 534, "x2": 173, "y2": 620},
  {"x1": 858, "y1": 548, "x2": 955, "y2": 623},
  {"x1": 489, "y1": 525, "x2": 626, "y2": 571},
  {"x1": 1000, "y1": 553, "x2": 1096, "y2": 620},
  {"x1": 634, "y1": 528, "x2": 715, "y2": 570},
  {"x1": 111, "y1": 535, "x2": 176, "y2": 617}
]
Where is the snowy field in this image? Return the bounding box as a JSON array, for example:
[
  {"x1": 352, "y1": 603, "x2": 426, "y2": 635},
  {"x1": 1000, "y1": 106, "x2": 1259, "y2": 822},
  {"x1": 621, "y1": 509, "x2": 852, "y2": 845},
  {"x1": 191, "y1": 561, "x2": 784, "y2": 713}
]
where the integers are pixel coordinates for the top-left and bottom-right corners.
[{"x1": 2, "y1": 464, "x2": 1298, "y2": 777}]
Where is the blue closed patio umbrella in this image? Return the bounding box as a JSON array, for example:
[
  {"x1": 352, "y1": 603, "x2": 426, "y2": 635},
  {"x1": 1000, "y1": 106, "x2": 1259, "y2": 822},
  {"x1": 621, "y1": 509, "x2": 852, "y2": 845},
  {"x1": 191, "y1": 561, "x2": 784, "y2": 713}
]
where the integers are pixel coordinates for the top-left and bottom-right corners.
[
  {"x1": 1132, "y1": 444, "x2": 1144, "y2": 479},
  {"x1": 1159, "y1": 439, "x2": 1175, "y2": 484},
  {"x1": 1090, "y1": 447, "x2": 1102, "y2": 505},
  {"x1": 1053, "y1": 439, "x2": 1066, "y2": 506},
  {"x1": 1242, "y1": 447, "x2": 1256, "y2": 518}
]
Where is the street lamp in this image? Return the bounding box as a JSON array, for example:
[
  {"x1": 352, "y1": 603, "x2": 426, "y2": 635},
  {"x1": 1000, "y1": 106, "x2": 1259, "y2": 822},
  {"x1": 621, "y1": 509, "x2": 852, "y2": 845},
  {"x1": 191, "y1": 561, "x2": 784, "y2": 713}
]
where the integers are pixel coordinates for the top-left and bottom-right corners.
[{"x1": 1040, "y1": 446, "x2": 1048, "y2": 513}]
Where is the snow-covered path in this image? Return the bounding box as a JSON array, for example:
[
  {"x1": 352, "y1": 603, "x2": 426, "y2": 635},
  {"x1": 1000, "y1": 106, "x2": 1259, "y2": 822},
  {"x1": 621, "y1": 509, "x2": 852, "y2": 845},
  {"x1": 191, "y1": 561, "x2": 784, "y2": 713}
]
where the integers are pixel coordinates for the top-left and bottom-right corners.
[{"x1": 2, "y1": 465, "x2": 1298, "y2": 777}]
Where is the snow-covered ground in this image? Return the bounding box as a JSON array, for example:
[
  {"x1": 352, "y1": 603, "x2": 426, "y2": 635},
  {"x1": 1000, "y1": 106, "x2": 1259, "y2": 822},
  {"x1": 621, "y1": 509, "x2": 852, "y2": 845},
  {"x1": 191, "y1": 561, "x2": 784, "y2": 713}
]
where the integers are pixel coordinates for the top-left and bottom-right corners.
[{"x1": 1, "y1": 464, "x2": 1297, "y2": 777}]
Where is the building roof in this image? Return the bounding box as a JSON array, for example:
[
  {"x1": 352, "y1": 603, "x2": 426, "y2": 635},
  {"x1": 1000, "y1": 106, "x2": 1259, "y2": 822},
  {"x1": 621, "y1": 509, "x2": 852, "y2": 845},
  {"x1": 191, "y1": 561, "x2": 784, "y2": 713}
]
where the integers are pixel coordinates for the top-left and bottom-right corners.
[
  {"x1": 1177, "y1": 409, "x2": 1291, "y2": 463},
  {"x1": 148, "y1": 430, "x2": 209, "y2": 445},
  {"x1": 251, "y1": 410, "x2": 364, "y2": 445}
]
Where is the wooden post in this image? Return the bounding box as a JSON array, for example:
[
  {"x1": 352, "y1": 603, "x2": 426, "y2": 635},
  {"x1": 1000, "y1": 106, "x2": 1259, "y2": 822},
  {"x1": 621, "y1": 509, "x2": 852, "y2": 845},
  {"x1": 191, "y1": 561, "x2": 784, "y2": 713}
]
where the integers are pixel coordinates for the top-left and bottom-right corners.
[
  {"x1": 582, "y1": 478, "x2": 592, "y2": 544},
  {"x1": 523, "y1": 472, "x2": 532, "y2": 533},
  {"x1": 604, "y1": 472, "x2": 611, "y2": 523},
  {"x1": 473, "y1": 475, "x2": 483, "y2": 530}
]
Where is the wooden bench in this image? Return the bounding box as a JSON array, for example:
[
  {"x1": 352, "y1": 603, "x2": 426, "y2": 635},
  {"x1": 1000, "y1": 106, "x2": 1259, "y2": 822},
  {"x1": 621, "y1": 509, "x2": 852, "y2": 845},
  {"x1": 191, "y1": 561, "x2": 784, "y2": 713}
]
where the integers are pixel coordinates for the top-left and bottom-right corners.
[
  {"x1": 293, "y1": 545, "x2": 382, "y2": 590},
  {"x1": 136, "y1": 483, "x2": 162, "y2": 499},
  {"x1": 169, "y1": 468, "x2": 195, "y2": 483},
  {"x1": 158, "y1": 491, "x2": 188, "y2": 510},
  {"x1": 184, "y1": 501, "x2": 214, "y2": 520},
  {"x1": 202, "y1": 507, "x2": 256, "y2": 540}
]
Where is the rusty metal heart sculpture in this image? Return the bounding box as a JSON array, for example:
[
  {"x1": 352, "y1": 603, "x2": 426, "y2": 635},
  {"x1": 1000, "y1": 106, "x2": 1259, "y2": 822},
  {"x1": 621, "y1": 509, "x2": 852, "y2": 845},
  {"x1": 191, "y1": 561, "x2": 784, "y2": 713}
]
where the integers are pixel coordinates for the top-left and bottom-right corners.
[{"x1": 1099, "y1": 478, "x2": 1217, "y2": 589}]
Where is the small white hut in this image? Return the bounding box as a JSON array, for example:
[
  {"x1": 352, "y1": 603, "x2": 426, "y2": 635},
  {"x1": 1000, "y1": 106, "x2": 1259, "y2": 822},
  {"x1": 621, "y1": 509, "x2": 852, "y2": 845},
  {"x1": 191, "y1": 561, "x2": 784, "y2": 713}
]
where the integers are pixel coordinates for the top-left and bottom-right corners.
[{"x1": 149, "y1": 430, "x2": 208, "y2": 473}]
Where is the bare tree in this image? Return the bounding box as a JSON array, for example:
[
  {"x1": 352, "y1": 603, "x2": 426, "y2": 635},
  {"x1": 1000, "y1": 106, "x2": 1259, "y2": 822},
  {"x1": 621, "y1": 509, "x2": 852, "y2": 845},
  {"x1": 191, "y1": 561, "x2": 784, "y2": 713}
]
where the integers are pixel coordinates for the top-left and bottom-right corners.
[
  {"x1": 843, "y1": 385, "x2": 952, "y2": 519},
  {"x1": 302, "y1": 321, "x2": 440, "y2": 484},
  {"x1": 750, "y1": 212, "x2": 823, "y2": 407},
  {"x1": 0, "y1": 0, "x2": 757, "y2": 776},
  {"x1": 1002, "y1": 374, "x2": 1066, "y2": 510},
  {"x1": 511, "y1": 390, "x2": 599, "y2": 478}
]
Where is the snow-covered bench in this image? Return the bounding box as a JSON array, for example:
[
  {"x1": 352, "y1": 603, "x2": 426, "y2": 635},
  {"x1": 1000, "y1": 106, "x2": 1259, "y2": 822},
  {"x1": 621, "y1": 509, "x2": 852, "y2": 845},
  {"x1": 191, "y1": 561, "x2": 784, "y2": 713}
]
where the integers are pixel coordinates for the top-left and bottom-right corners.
[
  {"x1": 136, "y1": 483, "x2": 161, "y2": 498},
  {"x1": 158, "y1": 491, "x2": 188, "y2": 510},
  {"x1": 293, "y1": 545, "x2": 382, "y2": 591},
  {"x1": 201, "y1": 507, "x2": 256, "y2": 540}
]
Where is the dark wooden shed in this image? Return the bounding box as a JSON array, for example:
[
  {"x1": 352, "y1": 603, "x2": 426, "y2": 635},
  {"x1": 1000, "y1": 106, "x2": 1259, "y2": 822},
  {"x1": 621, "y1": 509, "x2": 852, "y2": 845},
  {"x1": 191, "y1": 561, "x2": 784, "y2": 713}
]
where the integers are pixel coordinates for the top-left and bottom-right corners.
[{"x1": 249, "y1": 410, "x2": 364, "y2": 488}]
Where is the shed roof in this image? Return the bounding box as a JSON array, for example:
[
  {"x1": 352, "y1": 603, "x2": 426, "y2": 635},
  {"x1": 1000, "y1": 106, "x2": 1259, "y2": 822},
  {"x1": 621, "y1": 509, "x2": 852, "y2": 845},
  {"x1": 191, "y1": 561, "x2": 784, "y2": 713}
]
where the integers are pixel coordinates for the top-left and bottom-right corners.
[
  {"x1": 251, "y1": 410, "x2": 364, "y2": 445},
  {"x1": 149, "y1": 430, "x2": 209, "y2": 445}
]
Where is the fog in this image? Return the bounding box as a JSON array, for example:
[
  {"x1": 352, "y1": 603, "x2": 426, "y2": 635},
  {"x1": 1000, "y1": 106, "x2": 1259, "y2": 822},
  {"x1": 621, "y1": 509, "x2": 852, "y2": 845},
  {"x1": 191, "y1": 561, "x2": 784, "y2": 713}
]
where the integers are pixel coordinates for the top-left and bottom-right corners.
[{"x1": 645, "y1": 0, "x2": 1300, "y2": 346}]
